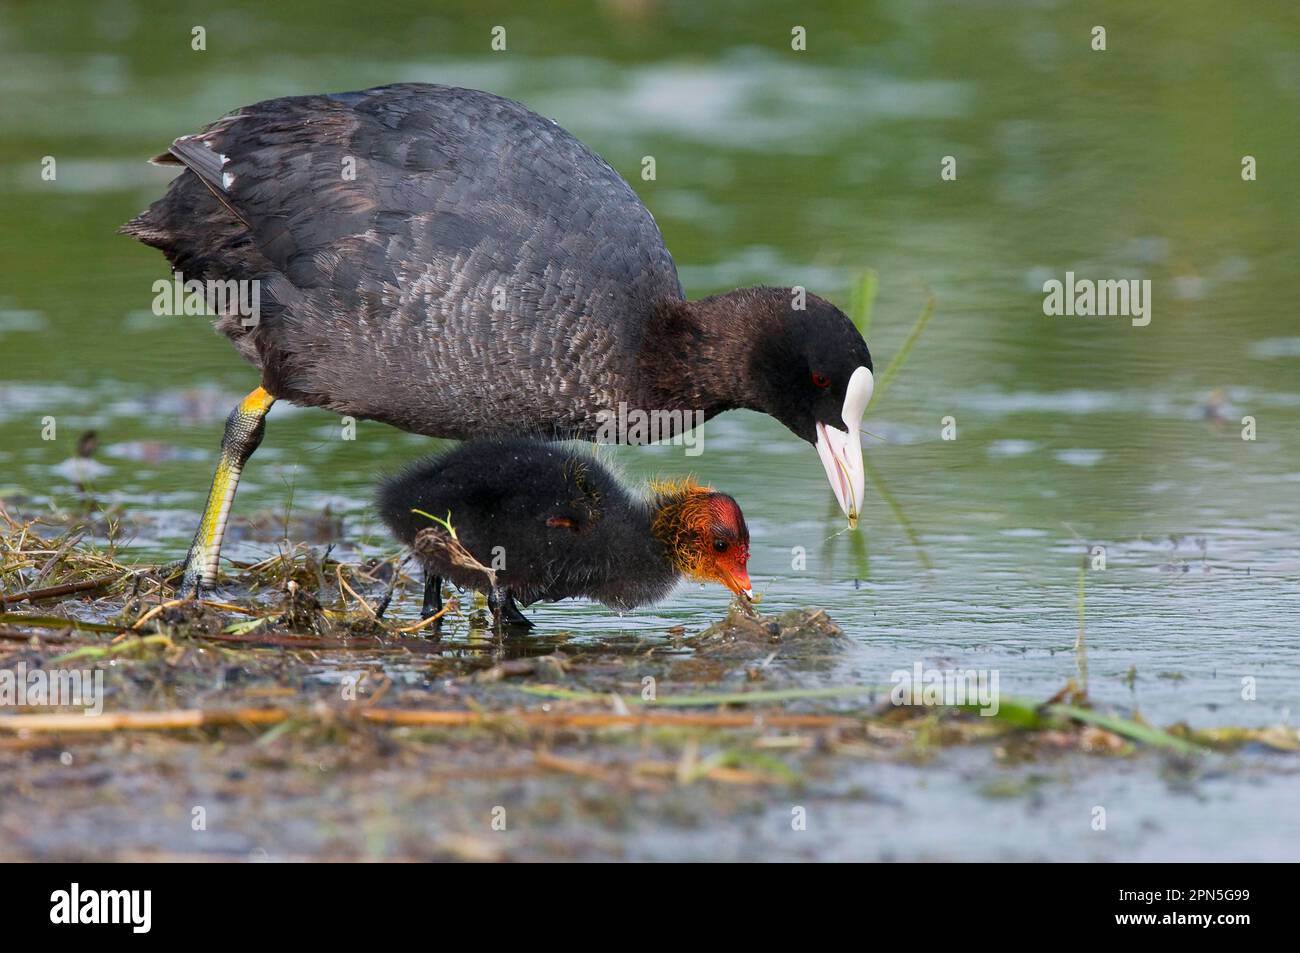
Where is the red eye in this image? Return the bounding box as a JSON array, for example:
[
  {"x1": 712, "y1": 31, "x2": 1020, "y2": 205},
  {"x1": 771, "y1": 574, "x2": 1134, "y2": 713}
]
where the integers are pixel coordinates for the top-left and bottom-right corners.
[{"x1": 811, "y1": 372, "x2": 830, "y2": 389}]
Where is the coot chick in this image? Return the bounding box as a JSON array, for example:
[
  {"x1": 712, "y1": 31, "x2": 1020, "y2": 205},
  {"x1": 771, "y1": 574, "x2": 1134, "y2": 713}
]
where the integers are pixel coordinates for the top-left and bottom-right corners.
[
  {"x1": 123, "y1": 83, "x2": 871, "y2": 596},
  {"x1": 377, "y1": 439, "x2": 752, "y2": 629}
]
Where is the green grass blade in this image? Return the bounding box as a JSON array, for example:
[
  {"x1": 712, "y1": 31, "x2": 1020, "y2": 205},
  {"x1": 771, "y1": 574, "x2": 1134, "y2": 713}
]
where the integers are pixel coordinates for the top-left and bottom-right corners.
[
  {"x1": 847, "y1": 269, "x2": 878, "y2": 337},
  {"x1": 0, "y1": 611, "x2": 124, "y2": 634},
  {"x1": 1049, "y1": 704, "x2": 1203, "y2": 754},
  {"x1": 873, "y1": 290, "x2": 936, "y2": 406},
  {"x1": 864, "y1": 455, "x2": 932, "y2": 570}
]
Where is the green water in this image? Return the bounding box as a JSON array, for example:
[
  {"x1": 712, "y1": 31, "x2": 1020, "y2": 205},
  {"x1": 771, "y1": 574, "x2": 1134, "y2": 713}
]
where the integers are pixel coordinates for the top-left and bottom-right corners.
[{"x1": 1, "y1": 1, "x2": 1298, "y2": 857}]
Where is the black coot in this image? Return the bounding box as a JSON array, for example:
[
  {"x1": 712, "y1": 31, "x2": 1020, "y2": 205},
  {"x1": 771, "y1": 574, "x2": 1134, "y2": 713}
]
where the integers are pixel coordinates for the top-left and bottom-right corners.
[
  {"x1": 376, "y1": 439, "x2": 752, "y2": 629},
  {"x1": 122, "y1": 84, "x2": 872, "y2": 595}
]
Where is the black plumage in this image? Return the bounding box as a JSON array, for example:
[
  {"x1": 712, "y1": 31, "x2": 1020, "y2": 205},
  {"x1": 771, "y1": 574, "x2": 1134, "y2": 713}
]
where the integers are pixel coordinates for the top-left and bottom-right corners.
[
  {"x1": 122, "y1": 83, "x2": 872, "y2": 444},
  {"x1": 376, "y1": 439, "x2": 751, "y2": 627},
  {"x1": 121, "y1": 83, "x2": 876, "y2": 596}
]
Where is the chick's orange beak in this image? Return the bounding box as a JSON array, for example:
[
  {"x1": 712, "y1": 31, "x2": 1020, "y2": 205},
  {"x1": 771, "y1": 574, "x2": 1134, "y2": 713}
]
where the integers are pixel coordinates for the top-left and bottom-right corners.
[{"x1": 721, "y1": 563, "x2": 753, "y2": 600}]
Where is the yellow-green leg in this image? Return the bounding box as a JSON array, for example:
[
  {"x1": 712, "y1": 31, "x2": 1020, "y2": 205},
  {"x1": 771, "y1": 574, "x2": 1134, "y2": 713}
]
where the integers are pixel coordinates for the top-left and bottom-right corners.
[{"x1": 179, "y1": 386, "x2": 276, "y2": 596}]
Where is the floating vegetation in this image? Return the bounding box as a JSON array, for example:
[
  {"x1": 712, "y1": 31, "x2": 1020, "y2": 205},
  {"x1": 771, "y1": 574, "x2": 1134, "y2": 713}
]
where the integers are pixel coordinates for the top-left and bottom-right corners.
[{"x1": 0, "y1": 503, "x2": 1295, "y2": 861}]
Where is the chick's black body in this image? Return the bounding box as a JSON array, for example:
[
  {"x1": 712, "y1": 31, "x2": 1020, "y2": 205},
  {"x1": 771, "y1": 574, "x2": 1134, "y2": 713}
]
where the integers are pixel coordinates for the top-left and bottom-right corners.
[{"x1": 378, "y1": 440, "x2": 678, "y2": 621}]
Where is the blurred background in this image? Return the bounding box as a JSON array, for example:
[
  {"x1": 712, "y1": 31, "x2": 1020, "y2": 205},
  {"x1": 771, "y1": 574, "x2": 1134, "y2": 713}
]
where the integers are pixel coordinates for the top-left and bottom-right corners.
[{"x1": 2, "y1": 1, "x2": 1298, "y2": 728}]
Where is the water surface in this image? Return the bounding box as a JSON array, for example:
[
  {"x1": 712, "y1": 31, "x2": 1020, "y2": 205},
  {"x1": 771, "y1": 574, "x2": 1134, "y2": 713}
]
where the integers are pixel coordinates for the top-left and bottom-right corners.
[{"x1": 2, "y1": 0, "x2": 1297, "y2": 859}]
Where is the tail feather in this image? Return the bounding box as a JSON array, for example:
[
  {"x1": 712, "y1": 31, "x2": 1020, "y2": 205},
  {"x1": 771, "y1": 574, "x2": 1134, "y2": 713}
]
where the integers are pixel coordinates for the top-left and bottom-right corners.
[
  {"x1": 118, "y1": 206, "x2": 168, "y2": 246},
  {"x1": 167, "y1": 135, "x2": 230, "y2": 194}
]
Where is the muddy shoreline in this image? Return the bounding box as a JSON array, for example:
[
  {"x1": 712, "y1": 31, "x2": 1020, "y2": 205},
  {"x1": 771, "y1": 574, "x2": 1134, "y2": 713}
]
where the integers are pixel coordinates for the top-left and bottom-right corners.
[{"x1": 1, "y1": 508, "x2": 1296, "y2": 861}]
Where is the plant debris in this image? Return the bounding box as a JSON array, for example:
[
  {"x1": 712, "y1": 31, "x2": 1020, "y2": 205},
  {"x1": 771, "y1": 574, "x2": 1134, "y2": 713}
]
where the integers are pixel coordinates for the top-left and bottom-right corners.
[{"x1": 0, "y1": 506, "x2": 1295, "y2": 861}]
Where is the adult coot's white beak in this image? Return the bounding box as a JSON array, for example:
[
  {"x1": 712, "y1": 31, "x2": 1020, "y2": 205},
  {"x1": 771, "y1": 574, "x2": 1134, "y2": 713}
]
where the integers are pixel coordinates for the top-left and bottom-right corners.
[{"x1": 815, "y1": 366, "x2": 873, "y2": 527}]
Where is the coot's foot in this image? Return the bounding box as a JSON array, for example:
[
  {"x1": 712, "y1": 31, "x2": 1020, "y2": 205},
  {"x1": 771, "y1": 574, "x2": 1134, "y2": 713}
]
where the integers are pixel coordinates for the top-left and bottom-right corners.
[
  {"x1": 488, "y1": 588, "x2": 535, "y2": 630},
  {"x1": 176, "y1": 570, "x2": 200, "y2": 599},
  {"x1": 501, "y1": 592, "x2": 536, "y2": 629},
  {"x1": 168, "y1": 560, "x2": 203, "y2": 599}
]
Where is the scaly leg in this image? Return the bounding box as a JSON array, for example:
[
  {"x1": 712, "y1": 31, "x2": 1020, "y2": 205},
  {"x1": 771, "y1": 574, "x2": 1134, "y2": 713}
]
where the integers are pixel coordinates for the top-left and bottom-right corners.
[{"x1": 178, "y1": 386, "x2": 275, "y2": 596}]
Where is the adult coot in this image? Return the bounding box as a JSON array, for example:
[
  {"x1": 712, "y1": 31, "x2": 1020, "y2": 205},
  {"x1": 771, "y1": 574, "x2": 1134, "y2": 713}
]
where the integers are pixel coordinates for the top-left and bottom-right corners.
[
  {"x1": 377, "y1": 438, "x2": 751, "y2": 629},
  {"x1": 122, "y1": 83, "x2": 873, "y2": 595}
]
